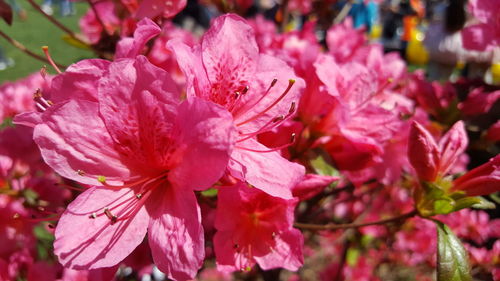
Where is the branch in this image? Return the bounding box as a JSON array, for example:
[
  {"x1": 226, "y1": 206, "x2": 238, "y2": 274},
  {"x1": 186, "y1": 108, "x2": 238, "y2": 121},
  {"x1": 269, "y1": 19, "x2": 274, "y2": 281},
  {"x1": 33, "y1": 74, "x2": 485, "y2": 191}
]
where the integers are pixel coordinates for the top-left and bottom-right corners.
[
  {"x1": 86, "y1": 0, "x2": 108, "y2": 35},
  {"x1": 294, "y1": 209, "x2": 418, "y2": 231},
  {"x1": 0, "y1": 29, "x2": 66, "y2": 68},
  {"x1": 26, "y1": 0, "x2": 87, "y2": 46}
]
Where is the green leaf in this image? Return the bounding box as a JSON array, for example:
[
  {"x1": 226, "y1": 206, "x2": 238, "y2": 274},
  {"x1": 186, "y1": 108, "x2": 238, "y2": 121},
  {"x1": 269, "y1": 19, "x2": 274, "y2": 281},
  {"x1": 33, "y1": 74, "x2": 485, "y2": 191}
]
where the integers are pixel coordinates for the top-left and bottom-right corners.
[
  {"x1": 0, "y1": 117, "x2": 14, "y2": 129},
  {"x1": 434, "y1": 199, "x2": 454, "y2": 214},
  {"x1": 454, "y1": 196, "x2": 495, "y2": 211},
  {"x1": 436, "y1": 222, "x2": 471, "y2": 281},
  {"x1": 201, "y1": 188, "x2": 218, "y2": 197},
  {"x1": 346, "y1": 248, "x2": 360, "y2": 266},
  {"x1": 487, "y1": 193, "x2": 500, "y2": 204},
  {"x1": 61, "y1": 34, "x2": 91, "y2": 50},
  {"x1": 311, "y1": 155, "x2": 339, "y2": 177},
  {"x1": 22, "y1": 188, "x2": 39, "y2": 206},
  {"x1": 34, "y1": 225, "x2": 54, "y2": 241}
]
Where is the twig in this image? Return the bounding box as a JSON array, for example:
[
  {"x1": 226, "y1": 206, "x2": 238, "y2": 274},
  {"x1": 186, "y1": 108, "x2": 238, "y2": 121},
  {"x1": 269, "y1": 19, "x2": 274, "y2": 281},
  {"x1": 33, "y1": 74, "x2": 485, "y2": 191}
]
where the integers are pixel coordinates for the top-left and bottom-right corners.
[
  {"x1": 86, "y1": 0, "x2": 108, "y2": 35},
  {"x1": 280, "y1": 0, "x2": 290, "y2": 32},
  {"x1": 26, "y1": 0, "x2": 87, "y2": 46},
  {"x1": 294, "y1": 209, "x2": 418, "y2": 231},
  {"x1": 0, "y1": 29, "x2": 67, "y2": 68}
]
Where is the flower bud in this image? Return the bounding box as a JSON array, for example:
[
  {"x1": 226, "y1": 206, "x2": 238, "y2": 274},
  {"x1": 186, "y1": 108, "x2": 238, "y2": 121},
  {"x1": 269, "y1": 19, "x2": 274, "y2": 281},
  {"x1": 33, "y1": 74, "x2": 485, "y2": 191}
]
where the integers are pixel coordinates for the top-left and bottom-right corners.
[
  {"x1": 452, "y1": 155, "x2": 500, "y2": 196},
  {"x1": 408, "y1": 121, "x2": 440, "y2": 182}
]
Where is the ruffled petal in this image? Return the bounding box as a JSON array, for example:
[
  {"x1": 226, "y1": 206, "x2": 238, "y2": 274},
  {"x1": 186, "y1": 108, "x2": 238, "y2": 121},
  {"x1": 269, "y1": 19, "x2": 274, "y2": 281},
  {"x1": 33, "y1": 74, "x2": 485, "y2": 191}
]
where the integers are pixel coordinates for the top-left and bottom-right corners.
[
  {"x1": 33, "y1": 100, "x2": 131, "y2": 185},
  {"x1": 54, "y1": 187, "x2": 149, "y2": 269},
  {"x1": 229, "y1": 139, "x2": 304, "y2": 199},
  {"x1": 146, "y1": 186, "x2": 204, "y2": 281},
  {"x1": 169, "y1": 98, "x2": 236, "y2": 191}
]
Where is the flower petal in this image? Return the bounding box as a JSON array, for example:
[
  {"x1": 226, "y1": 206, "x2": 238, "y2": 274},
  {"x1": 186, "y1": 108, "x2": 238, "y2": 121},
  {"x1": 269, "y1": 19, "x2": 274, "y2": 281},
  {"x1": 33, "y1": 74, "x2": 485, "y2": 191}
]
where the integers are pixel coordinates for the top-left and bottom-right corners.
[
  {"x1": 229, "y1": 139, "x2": 304, "y2": 199},
  {"x1": 115, "y1": 18, "x2": 161, "y2": 59},
  {"x1": 98, "y1": 57, "x2": 181, "y2": 172},
  {"x1": 438, "y1": 121, "x2": 468, "y2": 176},
  {"x1": 170, "y1": 98, "x2": 236, "y2": 191},
  {"x1": 407, "y1": 121, "x2": 440, "y2": 182},
  {"x1": 146, "y1": 186, "x2": 204, "y2": 281},
  {"x1": 54, "y1": 187, "x2": 149, "y2": 269},
  {"x1": 254, "y1": 229, "x2": 304, "y2": 271},
  {"x1": 33, "y1": 100, "x2": 130, "y2": 185}
]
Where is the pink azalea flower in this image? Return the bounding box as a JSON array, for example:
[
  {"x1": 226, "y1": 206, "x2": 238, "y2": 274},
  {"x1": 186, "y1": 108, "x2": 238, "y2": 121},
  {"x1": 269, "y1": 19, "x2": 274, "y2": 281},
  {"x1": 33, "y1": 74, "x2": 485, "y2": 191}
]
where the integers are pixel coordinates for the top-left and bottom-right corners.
[
  {"x1": 326, "y1": 17, "x2": 366, "y2": 64},
  {"x1": 314, "y1": 54, "x2": 401, "y2": 172},
  {"x1": 451, "y1": 155, "x2": 500, "y2": 196},
  {"x1": 29, "y1": 56, "x2": 236, "y2": 280},
  {"x1": 135, "y1": 0, "x2": 187, "y2": 19},
  {"x1": 462, "y1": 0, "x2": 500, "y2": 51},
  {"x1": 486, "y1": 120, "x2": 500, "y2": 142},
  {"x1": 79, "y1": 1, "x2": 120, "y2": 44},
  {"x1": 148, "y1": 21, "x2": 199, "y2": 89},
  {"x1": 214, "y1": 182, "x2": 303, "y2": 272},
  {"x1": 168, "y1": 14, "x2": 305, "y2": 199},
  {"x1": 408, "y1": 70, "x2": 457, "y2": 118},
  {"x1": 458, "y1": 88, "x2": 500, "y2": 116},
  {"x1": 291, "y1": 174, "x2": 339, "y2": 200},
  {"x1": 14, "y1": 59, "x2": 110, "y2": 128},
  {"x1": 408, "y1": 121, "x2": 468, "y2": 182},
  {"x1": 288, "y1": 0, "x2": 313, "y2": 14},
  {"x1": 0, "y1": 73, "x2": 51, "y2": 121}
]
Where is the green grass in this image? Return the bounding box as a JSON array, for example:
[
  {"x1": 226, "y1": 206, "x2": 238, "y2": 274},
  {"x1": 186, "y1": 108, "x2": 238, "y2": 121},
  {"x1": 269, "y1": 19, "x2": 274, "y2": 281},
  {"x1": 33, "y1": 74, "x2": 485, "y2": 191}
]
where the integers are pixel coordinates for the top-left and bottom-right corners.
[{"x1": 0, "y1": 1, "x2": 94, "y2": 83}]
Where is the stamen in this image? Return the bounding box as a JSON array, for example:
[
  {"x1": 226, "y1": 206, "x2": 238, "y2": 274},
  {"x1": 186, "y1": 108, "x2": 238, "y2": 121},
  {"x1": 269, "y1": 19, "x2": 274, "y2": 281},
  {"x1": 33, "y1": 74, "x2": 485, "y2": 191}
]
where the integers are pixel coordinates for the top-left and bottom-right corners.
[
  {"x1": 236, "y1": 133, "x2": 296, "y2": 153},
  {"x1": 97, "y1": 175, "x2": 106, "y2": 183},
  {"x1": 233, "y1": 79, "x2": 277, "y2": 118},
  {"x1": 103, "y1": 208, "x2": 117, "y2": 224},
  {"x1": 13, "y1": 213, "x2": 60, "y2": 222},
  {"x1": 33, "y1": 89, "x2": 53, "y2": 111},
  {"x1": 54, "y1": 182, "x2": 86, "y2": 192},
  {"x1": 98, "y1": 172, "x2": 168, "y2": 189},
  {"x1": 229, "y1": 85, "x2": 251, "y2": 112},
  {"x1": 89, "y1": 212, "x2": 97, "y2": 219},
  {"x1": 241, "y1": 85, "x2": 250, "y2": 94},
  {"x1": 36, "y1": 103, "x2": 47, "y2": 112},
  {"x1": 236, "y1": 79, "x2": 296, "y2": 127},
  {"x1": 40, "y1": 66, "x2": 47, "y2": 78},
  {"x1": 42, "y1": 46, "x2": 62, "y2": 74},
  {"x1": 135, "y1": 193, "x2": 142, "y2": 199},
  {"x1": 77, "y1": 169, "x2": 85, "y2": 176},
  {"x1": 288, "y1": 102, "x2": 296, "y2": 114},
  {"x1": 237, "y1": 102, "x2": 296, "y2": 143}
]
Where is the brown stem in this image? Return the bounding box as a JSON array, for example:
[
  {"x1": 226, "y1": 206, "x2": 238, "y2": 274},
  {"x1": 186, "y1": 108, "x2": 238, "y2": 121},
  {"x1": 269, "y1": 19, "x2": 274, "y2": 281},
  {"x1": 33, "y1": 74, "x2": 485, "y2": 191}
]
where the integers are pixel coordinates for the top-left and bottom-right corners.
[
  {"x1": 0, "y1": 29, "x2": 66, "y2": 68},
  {"x1": 26, "y1": 0, "x2": 87, "y2": 46},
  {"x1": 280, "y1": 0, "x2": 290, "y2": 32},
  {"x1": 86, "y1": 0, "x2": 108, "y2": 35},
  {"x1": 294, "y1": 209, "x2": 418, "y2": 231}
]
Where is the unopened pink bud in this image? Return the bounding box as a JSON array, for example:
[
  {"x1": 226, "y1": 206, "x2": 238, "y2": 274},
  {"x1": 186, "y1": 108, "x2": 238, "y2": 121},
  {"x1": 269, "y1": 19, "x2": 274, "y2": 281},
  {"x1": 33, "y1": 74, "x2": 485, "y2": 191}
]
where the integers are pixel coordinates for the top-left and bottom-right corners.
[
  {"x1": 452, "y1": 155, "x2": 500, "y2": 196},
  {"x1": 438, "y1": 121, "x2": 468, "y2": 176},
  {"x1": 408, "y1": 121, "x2": 440, "y2": 182}
]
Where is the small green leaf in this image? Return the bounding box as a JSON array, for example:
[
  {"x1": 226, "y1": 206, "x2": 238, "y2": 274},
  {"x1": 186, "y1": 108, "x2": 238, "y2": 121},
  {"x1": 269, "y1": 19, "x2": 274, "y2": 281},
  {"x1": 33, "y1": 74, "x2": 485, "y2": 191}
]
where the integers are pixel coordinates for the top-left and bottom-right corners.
[
  {"x1": 346, "y1": 248, "x2": 360, "y2": 266},
  {"x1": 61, "y1": 34, "x2": 91, "y2": 50},
  {"x1": 311, "y1": 155, "x2": 339, "y2": 177},
  {"x1": 0, "y1": 117, "x2": 14, "y2": 129},
  {"x1": 22, "y1": 188, "x2": 39, "y2": 206},
  {"x1": 453, "y1": 196, "x2": 495, "y2": 211},
  {"x1": 201, "y1": 188, "x2": 218, "y2": 197},
  {"x1": 436, "y1": 221, "x2": 471, "y2": 281},
  {"x1": 433, "y1": 199, "x2": 454, "y2": 214},
  {"x1": 489, "y1": 193, "x2": 500, "y2": 204}
]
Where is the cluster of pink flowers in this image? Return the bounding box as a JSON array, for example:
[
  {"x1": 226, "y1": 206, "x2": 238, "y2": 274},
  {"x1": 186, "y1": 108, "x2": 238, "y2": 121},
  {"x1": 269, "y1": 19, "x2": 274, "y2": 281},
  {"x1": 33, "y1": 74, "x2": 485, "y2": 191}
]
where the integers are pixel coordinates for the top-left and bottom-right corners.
[{"x1": 0, "y1": 0, "x2": 499, "y2": 280}]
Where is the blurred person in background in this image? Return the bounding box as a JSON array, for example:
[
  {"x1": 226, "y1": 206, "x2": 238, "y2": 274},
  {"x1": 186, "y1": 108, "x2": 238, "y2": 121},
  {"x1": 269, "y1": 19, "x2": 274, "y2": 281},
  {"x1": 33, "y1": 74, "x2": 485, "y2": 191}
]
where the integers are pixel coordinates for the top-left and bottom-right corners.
[
  {"x1": 0, "y1": 47, "x2": 14, "y2": 71},
  {"x1": 6, "y1": 0, "x2": 27, "y2": 20},
  {"x1": 424, "y1": 0, "x2": 495, "y2": 81},
  {"x1": 41, "y1": 0, "x2": 75, "y2": 16},
  {"x1": 381, "y1": 0, "x2": 423, "y2": 58}
]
